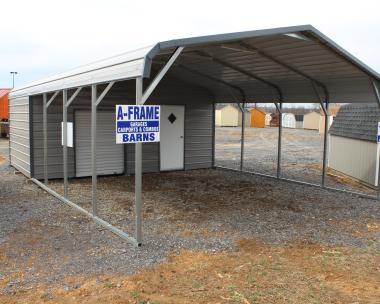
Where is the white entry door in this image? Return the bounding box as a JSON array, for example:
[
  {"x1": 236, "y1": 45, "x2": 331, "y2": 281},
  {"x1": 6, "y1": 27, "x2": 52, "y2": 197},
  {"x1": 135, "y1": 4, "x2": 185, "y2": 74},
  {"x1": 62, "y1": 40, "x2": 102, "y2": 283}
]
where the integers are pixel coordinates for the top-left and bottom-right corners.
[{"x1": 160, "y1": 105, "x2": 185, "y2": 171}]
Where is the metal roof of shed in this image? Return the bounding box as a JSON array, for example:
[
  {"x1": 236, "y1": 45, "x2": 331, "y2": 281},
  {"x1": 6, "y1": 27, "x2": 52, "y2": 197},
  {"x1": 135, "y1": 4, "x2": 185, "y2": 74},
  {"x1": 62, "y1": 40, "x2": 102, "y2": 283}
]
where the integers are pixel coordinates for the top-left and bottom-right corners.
[{"x1": 9, "y1": 25, "x2": 380, "y2": 103}]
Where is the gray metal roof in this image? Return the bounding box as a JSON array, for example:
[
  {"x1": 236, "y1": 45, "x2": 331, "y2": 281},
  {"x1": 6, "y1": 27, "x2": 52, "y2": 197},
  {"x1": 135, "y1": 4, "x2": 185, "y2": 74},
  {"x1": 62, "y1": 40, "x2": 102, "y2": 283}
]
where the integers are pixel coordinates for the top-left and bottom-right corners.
[
  {"x1": 10, "y1": 25, "x2": 380, "y2": 104},
  {"x1": 329, "y1": 103, "x2": 380, "y2": 142}
]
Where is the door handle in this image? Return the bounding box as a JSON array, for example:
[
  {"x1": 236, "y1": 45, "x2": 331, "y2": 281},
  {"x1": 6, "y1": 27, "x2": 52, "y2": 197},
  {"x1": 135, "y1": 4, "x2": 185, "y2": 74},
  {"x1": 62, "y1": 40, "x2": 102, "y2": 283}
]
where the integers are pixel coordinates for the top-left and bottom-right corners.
[{"x1": 180, "y1": 136, "x2": 184, "y2": 138}]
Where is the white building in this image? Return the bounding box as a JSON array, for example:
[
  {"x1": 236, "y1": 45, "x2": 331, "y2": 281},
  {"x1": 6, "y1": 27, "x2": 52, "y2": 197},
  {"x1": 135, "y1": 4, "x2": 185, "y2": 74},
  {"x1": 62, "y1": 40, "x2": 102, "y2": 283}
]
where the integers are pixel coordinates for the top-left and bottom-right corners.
[{"x1": 329, "y1": 104, "x2": 380, "y2": 187}]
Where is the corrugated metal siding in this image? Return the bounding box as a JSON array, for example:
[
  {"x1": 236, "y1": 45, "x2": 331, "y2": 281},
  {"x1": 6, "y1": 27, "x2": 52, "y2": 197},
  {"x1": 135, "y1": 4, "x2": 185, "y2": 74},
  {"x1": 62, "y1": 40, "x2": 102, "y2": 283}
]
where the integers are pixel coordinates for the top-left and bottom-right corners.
[
  {"x1": 28, "y1": 77, "x2": 213, "y2": 178},
  {"x1": 184, "y1": 103, "x2": 213, "y2": 170},
  {"x1": 31, "y1": 95, "x2": 75, "y2": 179},
  {"x1": 9, "y1": 95, "x2": 31, "y2": 176},
  {"x1": 126, "y1": 143, "x2": 160, "y2": 174},
  {"x1": 329, "y1": 135, "x2": 378, "y2": 186},
  {"x1": 75, "y1": 111, "x2": 124, "y2": 177}
]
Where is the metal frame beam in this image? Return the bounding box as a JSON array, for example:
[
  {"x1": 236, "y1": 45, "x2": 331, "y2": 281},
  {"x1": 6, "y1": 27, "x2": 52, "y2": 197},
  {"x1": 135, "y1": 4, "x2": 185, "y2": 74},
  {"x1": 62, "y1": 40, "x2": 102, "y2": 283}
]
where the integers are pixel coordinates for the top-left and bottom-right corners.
[
  {"x1": 274, "y1": 102, "x2": 282, "y2": 178},
  {"x1": 43, "y1": 94, "x2": 48, "y2": 184},
  {"x1": 67, "y1": 87, "x2": 82, "y2": 107},
  {"x1": 174, "y1": 63, "x2": 246, "y2": 101},
  {"x1": 215, "y1": 166, "x2": 377, "y2": 201},
  {"x1": 238, "y1": 42, "x2": 329, "y2": 99},
  {"x1": 371, "y1": 79, "x2": 380, "y2": 199},
  {"x1": 321, "y1": 99, "x2": 329, "y2": 187},
  {"x1": 43, "y1": 91, "x2": 60, "y2": 185},
  {"x1": 31, "y1": 178, "x2": 138, "y2": 246},
  {"x1": 194, "y1": 50, "x2": 283, "y2": 100},
  {"x1": 62, "y1": 90, "x2": 68, "y2": 197},
  {"x1": 372, "y1": 79, "x2": 380, "y2": 106},
  {"x1": 240, "y1": 102, "x2": 246, "y2": 171},
  {"x1": 62, "y1": 87, "x2": 83, "y2": 198},
  {"x1": 91, "y1": 85, "x2": 98, "y2": 215},
  {"x1": 142, "y1": 47, "x2": 184, "y2": 104},
  {"x1": 311, "y1": 81, "x2": 329, "y2": 187},
  {"x1": 91, "y1": 81, "x2": 115, "y2": 216},
  {"x1": 46, "y1": 91, "x2": 60, "y2": 108},
  {"x1": 135, "y1": 77, "x2": 143, "y2": 245},
  {"x1": 96, "y1": 82, "x2": 115, "y2": 106}
]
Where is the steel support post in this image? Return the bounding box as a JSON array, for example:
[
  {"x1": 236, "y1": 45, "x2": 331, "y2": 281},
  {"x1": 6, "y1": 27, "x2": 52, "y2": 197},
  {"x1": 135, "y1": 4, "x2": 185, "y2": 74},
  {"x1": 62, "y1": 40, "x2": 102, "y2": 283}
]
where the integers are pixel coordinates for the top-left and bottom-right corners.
[
  {"x1": 321, "y1": 100, "x2": 329, "y2": 187},
  {"x1": 43, "y1": 93, "x2": 48, "y2": 184},
  {"x1": 240, "y1": 103, "x2": 245, "y2": 171},
  {"x1": 371, "y1": 80, "x2": 380, "y2": 199},
  {"x1": 135, "y1": 77, "x2": 143, "y2": 245},
  {"x1": 91, "y1": 85, "x2": 97, "y2": 216},
  {"x1": 276, "y1": 102, "x2": 282, "y2": 178},
  {"x1": 63, "y1": 90, "x2": 68, "y2": 197}
]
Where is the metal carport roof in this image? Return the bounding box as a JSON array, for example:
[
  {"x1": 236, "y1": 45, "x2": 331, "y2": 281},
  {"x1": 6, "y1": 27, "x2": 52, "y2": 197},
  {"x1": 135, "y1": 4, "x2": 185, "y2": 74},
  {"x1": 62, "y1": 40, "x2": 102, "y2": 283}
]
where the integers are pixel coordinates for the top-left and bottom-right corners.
[{"x1": 10, "y1": 25, "x2": 380, "y2": 103}]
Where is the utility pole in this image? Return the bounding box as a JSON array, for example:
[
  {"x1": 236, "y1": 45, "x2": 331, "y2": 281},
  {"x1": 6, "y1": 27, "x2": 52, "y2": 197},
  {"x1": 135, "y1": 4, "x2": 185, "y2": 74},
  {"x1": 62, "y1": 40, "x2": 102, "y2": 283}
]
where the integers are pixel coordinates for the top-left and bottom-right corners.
[{"x1": 10, "y1": 72, "x2": 18, "y2": 88}]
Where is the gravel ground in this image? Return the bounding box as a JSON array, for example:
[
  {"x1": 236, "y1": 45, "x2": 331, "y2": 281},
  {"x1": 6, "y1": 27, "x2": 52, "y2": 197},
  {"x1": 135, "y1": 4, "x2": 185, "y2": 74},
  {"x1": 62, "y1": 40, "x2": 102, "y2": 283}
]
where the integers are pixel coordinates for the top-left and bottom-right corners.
[
  {"x1": 215, "y1": 127, "x2": 376, "y2": 195},
  {"x1": 0, "y1": 137, "x2": 379, "y2": 294}
]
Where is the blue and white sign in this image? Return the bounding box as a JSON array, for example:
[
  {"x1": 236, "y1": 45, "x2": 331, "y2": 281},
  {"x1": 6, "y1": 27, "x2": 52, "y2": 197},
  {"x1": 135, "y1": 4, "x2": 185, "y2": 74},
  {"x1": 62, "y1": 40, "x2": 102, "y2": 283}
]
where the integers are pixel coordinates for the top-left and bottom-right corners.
[
  {"x1": 377, "y1": 122, "x2": 380, "y2": 143},
  {"x1": 116, "y1": 105, "x2": 160, "y2": 144}
]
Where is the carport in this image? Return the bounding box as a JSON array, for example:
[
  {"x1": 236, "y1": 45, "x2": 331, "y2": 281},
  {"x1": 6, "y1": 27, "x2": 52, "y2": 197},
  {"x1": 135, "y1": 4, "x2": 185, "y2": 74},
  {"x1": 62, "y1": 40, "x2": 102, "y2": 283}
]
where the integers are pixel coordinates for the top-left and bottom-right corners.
[{"x1": 9, "y1": 25, "x2": 380, "y2": 246}]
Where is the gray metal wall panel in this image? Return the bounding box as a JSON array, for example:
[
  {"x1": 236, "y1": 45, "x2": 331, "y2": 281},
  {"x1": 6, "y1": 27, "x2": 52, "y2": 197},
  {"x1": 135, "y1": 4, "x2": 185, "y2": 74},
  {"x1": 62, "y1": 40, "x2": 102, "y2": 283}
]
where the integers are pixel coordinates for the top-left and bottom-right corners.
[
  {"x1": 126, "y1": 143, "x2": 160, "y2": 174},
  {"x1": 29, "y1": 77, "x2": 213, "y2": 178},
  {"x1": 184, "y1": 103, "x2": 213, "y2": 170},
  {"x1": 9, "y1": 96, "x2": 31, "y2": 177},
  {"x1": 32, "y1": 96, "x2": 75, "y2": 179},
  {"x1": 75, "y1": 110, "x2": 124, "y2": 177}
]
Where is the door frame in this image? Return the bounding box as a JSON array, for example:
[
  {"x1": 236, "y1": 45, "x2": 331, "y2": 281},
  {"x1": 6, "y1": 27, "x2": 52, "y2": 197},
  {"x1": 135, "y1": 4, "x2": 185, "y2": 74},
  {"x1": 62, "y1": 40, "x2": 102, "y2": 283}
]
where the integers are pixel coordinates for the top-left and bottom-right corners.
[{"x1": 159, "y1": 104, "x2": 186, "y2": 171}]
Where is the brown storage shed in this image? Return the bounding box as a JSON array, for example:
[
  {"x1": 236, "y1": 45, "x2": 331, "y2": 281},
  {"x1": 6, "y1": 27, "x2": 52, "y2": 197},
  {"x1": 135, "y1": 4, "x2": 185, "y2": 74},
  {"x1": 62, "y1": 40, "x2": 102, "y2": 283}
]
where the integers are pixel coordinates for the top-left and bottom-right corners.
[{"x1": 250, "y1": 108, "x2": 266, "y2": 128}]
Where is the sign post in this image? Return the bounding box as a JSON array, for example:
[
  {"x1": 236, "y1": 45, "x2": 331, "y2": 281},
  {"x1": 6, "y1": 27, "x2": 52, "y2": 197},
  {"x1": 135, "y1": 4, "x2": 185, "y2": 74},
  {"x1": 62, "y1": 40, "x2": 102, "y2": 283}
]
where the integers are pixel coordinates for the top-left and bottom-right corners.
[{"x1": 116, "y1": 105, "x2": 160, "y2": 144}]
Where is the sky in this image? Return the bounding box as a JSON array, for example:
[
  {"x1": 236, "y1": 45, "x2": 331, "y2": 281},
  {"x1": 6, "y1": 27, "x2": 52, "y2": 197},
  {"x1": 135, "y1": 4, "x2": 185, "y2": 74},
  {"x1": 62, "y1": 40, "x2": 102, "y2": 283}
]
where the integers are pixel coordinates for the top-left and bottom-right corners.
[{"x1": 0, "y1": 0, "x2": 379, "y2": 88}]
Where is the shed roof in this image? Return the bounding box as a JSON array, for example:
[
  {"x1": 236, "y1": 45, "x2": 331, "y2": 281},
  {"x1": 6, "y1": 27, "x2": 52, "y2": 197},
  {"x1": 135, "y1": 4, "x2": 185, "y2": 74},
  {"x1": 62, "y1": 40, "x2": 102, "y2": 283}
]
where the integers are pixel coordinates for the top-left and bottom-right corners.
[
  {"x1": 0, "y1": 89, "x2": 11, "y2": 98},
  {"x1": 329, "y1": 103, "x2": 380, "y2": 142},
  {"x1": 249, "y1": 107, "x2": 266, "y2": 114},
  {"x1": 9, "y1": 25, "x2": 380, "y2": 104}
]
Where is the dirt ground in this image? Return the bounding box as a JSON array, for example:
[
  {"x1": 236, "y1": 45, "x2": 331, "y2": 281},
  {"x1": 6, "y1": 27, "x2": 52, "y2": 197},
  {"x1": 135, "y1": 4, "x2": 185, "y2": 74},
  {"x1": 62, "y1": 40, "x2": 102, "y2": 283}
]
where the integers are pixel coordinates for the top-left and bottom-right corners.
[
  {"x1": 0, "y1": 138, "x2": 379, "y2": 303},
  {"x1": 215, "y1": 127, "x2": 376, "y2": 195}
]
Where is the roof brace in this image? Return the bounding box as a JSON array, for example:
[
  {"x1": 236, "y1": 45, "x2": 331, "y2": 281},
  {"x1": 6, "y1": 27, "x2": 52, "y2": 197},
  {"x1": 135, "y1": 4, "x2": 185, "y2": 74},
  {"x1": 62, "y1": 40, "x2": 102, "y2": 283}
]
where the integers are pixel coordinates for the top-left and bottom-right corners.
[
  {"x1": 238, "y1": 42, "x2": 329, "y2": 100},
  {"x1": 142, "y1": 47, "x2": 184, "y2": 104},
  {"x1": 194, "y1": 50, "x2": 283, "y2": 100},
  {"x1": 372, "y1": 79, "x2": 380, "y2": 107},
  {"x1": 96, "y1": 82, "x2": 115, "y2": 106},
  {"x1": 274, "y1": 102, "x2": 282, "y2": 114},
  {"x1": 66, "y1": 87, "x2": 82, "y2": 108},
  {"x1": 175, "y1": 63, "x2": 246, "y2": 102},
  {"x1": 311, "y1": 81, "x2": 327, "y2": 115},
  {"x1": 46, "y1": 91, "x2": 60, "y2": 108}
]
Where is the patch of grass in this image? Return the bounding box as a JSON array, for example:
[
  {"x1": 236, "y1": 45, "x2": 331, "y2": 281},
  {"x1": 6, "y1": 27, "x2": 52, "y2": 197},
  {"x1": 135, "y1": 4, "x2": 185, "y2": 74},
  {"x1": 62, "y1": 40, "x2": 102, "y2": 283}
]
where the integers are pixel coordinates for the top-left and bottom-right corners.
[
  {"x1": 191, "y1": 281, "x2": 202, "y2": 289},
  {"x1": 131, "y1": 290, "x2": 141, "y2": 299},
  {"x1": 247, "y1": 291, "x2": 262, "y2": 303}
]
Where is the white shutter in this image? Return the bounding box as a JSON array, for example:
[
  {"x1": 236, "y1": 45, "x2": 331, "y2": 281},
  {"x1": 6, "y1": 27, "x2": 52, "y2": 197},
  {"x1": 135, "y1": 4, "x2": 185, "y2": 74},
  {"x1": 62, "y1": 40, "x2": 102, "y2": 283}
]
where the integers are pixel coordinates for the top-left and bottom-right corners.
[{"x1": 75, "y1": 111, "x2": 124, "y2": 177}]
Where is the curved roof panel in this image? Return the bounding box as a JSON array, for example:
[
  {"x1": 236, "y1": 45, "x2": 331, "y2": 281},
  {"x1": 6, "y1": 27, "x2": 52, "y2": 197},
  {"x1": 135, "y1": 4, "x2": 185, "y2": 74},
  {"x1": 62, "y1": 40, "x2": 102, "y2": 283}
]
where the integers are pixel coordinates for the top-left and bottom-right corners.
[{"x1": 10, "y1": 25, "x2": 380, "y2": 103}]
